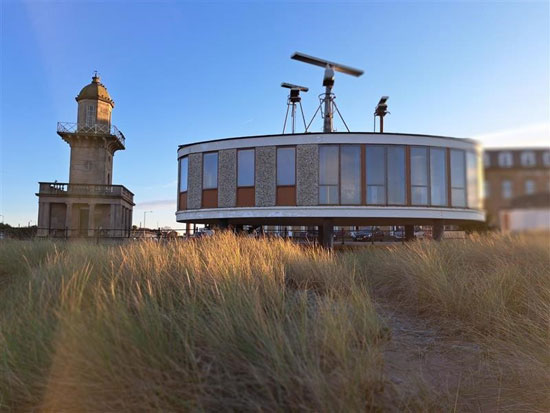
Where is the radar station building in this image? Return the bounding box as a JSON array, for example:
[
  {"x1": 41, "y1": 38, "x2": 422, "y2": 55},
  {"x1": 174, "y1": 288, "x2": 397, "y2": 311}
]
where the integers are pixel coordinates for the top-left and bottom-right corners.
[
  {"x1": 175, "y1": 53, "x2": 485, "y2": 247},
  {"x1": 36, "y1": 75, "x2": 134, "y2": 238}
]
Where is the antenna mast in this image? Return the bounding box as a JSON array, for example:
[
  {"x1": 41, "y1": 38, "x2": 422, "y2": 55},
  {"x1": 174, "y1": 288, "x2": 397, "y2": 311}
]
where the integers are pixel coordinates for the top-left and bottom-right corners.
[
  {"x1": 291, "y1": 52, "x2": 363, "y2": 133},
  {"x1": 281, "y1": 83, "x2": 308, "y2": 134}
]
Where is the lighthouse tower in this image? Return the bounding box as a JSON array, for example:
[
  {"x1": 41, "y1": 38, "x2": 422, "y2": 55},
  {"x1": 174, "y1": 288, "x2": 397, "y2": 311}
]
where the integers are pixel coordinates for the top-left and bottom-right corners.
[{"x1": 36, "y1": 74, "x2": 134, "y2": 238}]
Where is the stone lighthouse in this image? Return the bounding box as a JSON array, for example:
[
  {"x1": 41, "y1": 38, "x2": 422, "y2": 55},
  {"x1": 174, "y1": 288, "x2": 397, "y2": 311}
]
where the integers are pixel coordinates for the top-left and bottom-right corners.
[{"x1": 36, "y1": 74, "x2": 134, "y2": 238}]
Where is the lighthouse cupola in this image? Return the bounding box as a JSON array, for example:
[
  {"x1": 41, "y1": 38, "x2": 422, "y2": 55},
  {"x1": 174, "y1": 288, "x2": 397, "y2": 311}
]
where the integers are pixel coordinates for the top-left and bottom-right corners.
[{"x1": 76, "y1": 72, "x2": 115, "y2": 129}]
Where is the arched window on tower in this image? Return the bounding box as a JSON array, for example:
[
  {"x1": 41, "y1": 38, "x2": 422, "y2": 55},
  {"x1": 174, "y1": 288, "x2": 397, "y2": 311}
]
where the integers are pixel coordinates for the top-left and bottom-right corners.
[{"x1": 85, "y1": 105, "x2": 96, "y2": 127}]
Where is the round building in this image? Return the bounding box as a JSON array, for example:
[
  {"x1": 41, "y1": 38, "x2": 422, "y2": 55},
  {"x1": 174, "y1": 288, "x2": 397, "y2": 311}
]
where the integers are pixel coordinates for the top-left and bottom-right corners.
[{"x1": 176, "y1": 131, "x2": 484, "y2": 245}]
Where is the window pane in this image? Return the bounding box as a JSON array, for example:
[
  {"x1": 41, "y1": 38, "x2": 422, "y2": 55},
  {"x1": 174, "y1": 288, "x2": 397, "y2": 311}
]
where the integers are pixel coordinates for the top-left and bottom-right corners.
[
  {"x1": 319, "y1": 185, "x2": 339, "y2": 204},
  {"x1": 341, "y1": 145, "x2": 361, "y2": 204},
  {"x1": 388, "y1": 146, "x2": 405, "y2": 205},
  {"x1": 502, "y1": 180, "x2": 512, "y2": 199},
  {"x1": 452, "y1": 188, "x2": 466, "y2": 207},
  {"x1": 238, "y1": 149, "x2": 255, "y2": 187},
  {"x1": 319, "y1": 146, "x2": 339, "y2": 185},
  {"x1": 430, "y1": 148, "x2": 447, "y2": 206},
  {"x1": 450, "y1": 150, "x2": 465, "y2": 188},
  {"x1": 277, "y1": 147, "x2": 295, "y2": 186},
  {"x1": 179, "y1": 157, "x2": 188, "y2": 192},
  {"x1": 203, "y1": 152, "x2": 218, "y2": 189},
  {"x1": 411, "y1": 147, "x2": 428, "y2": 186},
  {"x1": 525, "y1": 179, "x2": 535, "y2": 195},
  {"x1": 412, "y1": 186, "x2": 428, "y2": 205},
  {"x1": 467, "y1": 152, "x2": 480, "y2": 208},
  {"x1": 451, "y1": 149, "x2": 465, "y2": 207},
  {"x1": 366, "y1": 146, "x2": 385, "y2": 185},
  {"x1": 367, "y1": 185, "x2": 385, "y2": 204}
]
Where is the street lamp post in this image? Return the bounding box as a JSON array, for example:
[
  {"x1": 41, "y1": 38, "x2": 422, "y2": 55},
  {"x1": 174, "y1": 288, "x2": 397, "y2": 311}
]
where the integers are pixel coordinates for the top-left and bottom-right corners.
[{"x1": 143, "y1": 211, "x2": 153, "y2": 229}]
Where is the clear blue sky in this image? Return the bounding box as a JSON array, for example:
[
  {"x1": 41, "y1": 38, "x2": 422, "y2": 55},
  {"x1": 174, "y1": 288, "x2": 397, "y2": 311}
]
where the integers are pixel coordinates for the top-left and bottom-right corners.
[{"x1": 1, "y1": 0, "x2": 548, "y2": 228}]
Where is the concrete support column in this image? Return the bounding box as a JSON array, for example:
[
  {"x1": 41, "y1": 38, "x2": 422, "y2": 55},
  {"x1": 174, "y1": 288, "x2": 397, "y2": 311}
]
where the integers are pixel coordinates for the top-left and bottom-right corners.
[
  {"x1": 318, "y1": 220, "x2": 334, "y2": 249},
  {"x1": 38, "y1": 202, "x2": 50, "y2": 237},
  {"x1": 433, "y1": 222, "x2": 444, "y2": 241},
  {"x1": 88, "y1": 203, "x2": 96, "y2": 237},
  {"x1": 109, "y1": 204, "x2": 116, "y2": 238},
  {"x1": 218, "y1": 219, "x2": 229, "y2": 230},
  {"x1": 65, "y1": 203, "x2": 72, "y2": 238},
  {"x1": 405, "y1": 225, "x2": 414, "y2": 241}
]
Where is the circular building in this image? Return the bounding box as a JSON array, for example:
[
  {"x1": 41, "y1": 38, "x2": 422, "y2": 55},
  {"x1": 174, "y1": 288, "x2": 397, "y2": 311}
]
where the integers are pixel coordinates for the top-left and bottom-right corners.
[{"x1": 176, "y1": 131, "x2": 484, "y2": 245}]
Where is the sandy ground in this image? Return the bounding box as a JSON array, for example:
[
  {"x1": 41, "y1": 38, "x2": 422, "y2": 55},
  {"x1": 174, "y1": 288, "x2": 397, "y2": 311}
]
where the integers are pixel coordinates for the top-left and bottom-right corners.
[{"x1": 376, "y1": 302, "x2": 513, "y2": 412}]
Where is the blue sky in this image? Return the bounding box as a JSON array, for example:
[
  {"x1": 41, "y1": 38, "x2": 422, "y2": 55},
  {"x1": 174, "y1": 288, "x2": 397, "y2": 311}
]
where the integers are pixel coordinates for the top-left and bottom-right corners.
[{"x1": 1, "y1": 0, "x2": 549, "y2": 227}]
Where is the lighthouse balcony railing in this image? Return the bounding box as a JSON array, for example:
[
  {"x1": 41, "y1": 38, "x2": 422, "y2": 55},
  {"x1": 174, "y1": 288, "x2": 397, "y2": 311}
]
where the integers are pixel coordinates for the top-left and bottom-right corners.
[
  {"x1": 57, "y1": 122, "x2": 125, "y2": 147},
  {"x1": 38, "y1": 182, "x2": 134, "y2": 203}
]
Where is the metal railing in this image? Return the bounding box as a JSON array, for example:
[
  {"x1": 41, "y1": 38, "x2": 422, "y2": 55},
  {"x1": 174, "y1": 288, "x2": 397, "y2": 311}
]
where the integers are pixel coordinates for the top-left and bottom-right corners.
[
  {"x1": 38, "y1": 182, "x2": 134, "y2": 203},
  {"x1": 57, "y1": 122, "x2": 125, "y2": 147}
]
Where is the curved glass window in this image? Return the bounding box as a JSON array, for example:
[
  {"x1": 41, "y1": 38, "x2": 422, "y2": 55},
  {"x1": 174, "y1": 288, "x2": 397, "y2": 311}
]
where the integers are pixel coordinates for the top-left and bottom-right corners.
[
  {"x1": 179, "y1": 156, "x2": 188, "y2": 192},
  {"x1": 450, "y1": 149, "x2": 466, "y2": 207},
  {"x1": 430, "y1": 148, "x2": 447, "y2": 206},
  {"x1": 203, "y1": 152, "x2": 218, "y2": 189},
  {"x1": 277, "y1": 147, "x2": 295, "y2": 186},
  {"x1": 237, "y1": 149, "x2": 255, "y2": 187},
  {"x1": 411, "y1": 147, "x2": 429, "y2": 205},
  {"x1": 319, "y1": 146, "x2": 339, "y2": 204},
  {"x1": 340, "y1": 145, "x2": 361, "y2": 204},
  {"x1": 366, "y1": 146, "x2": 386, "y2": 204},
  {"x1": 387, "y1": 146, "x2": 406, "y2": 205}
]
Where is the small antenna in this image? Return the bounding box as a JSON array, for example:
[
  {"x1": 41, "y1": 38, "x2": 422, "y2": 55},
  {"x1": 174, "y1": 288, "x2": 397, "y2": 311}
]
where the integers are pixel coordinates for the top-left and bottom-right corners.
[
  {"x1": 281, "y1": 82, "x2": 308, "y2": 134},
  {"x1": 291, "y1": 52, "x2": 363, "y2": 133},
  {"x1": 374, "y1": 96, "x2": 389, "y2": 133}
]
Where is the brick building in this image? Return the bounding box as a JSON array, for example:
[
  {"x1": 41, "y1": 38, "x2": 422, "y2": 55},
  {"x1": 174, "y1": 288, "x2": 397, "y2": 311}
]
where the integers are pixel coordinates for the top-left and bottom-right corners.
[{"x1": 483, "y1": 148, "x2": 550, "y2": 229}]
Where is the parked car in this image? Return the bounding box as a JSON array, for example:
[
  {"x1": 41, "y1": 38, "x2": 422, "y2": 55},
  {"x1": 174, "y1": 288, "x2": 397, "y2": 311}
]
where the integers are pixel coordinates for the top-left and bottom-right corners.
[
  {"x1": 392, "y1": 229, "x2": 405, "y2": 241},
  {"x1": 351, "y1": 228, "x2": 385, "y2": 242},
  {"x1": 194, "y1": 228, "x2": 215, "y2": 238}
]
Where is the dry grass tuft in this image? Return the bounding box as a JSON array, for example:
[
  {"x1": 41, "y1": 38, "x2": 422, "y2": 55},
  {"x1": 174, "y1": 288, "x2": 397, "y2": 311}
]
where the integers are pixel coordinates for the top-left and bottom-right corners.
[
  {"x1": 347, "y1": 232, "x2": 550, "y2": 410},
  {"x1": 0, "y1": 233, "x2": 382, "y2": 412},
  {"x1": 1, "y1": 232, "x2": 548, "y2": 411}
]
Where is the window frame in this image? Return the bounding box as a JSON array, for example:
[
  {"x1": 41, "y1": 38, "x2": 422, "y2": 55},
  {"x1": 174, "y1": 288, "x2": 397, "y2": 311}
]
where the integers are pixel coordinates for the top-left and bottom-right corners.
[
  {"x1": 498, "y1": 151, "x2": 513, "y2": 168},
  {"x1": 501, "y1": 180, "x2": 512, "y2": 199},
  {"x1": 318, "y1": 145, "x2": 340, "y2": 205},
  {"x1": 429, "y1": 147, "x2": 448, "y2": 207},
  {"x1": 520, "y1": 151, "x2": 536, "y2": 167},
  {"x1": 525, "y1": 179, "x2": 535, "y2": 195},
  {"x1": 450, "y1": 149, "x2": 466, "y2": 207},
  {"x1": 179, "y1": 156, "x2": 188, "y2": 193},
  {"x1": 237, "y1": 148, "x2": 255, "y2": 188},
  {"x1": 410, "y1": 146, "x2": 430, "y2": 206},
  {"x1": 340, "y1": 144, "x2": 362, "y2": 205},
  {"x1": 276, "y1": 146, "x2": 296, "y2": 187},
  {"x1": 202, "y1": 151, "x2": 219, "y2": 190},
  {"x1": 365, "y1": 144, "x2": 387, "y2": 206}
]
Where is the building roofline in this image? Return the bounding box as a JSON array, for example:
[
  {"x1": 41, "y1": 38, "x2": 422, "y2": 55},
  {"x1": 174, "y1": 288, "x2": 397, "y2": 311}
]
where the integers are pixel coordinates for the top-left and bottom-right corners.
[
  {"x1": 177, "y1": 131, "x2": 478, "y2": 150},
  {"x1": 483, "y1": 147, "x2": 550, "y2": 152}
]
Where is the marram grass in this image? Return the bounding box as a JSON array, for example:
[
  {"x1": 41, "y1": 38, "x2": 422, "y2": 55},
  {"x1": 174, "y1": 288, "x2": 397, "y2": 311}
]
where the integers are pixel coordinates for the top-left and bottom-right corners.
[
  {"x1": 0, "y1": 234, "x2": 383, "y2": 412},
  {"x1": 0, "y1": 232, "x2": 548, "y2": 411}
]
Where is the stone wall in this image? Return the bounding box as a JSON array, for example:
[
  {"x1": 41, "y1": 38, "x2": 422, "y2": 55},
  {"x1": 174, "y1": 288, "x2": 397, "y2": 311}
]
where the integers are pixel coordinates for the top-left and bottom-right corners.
[
  {"x1": 255, "y1": 146, "x2": 276, "y2": 207},
  {"x1": 187, "y1": 153, "x2": 202, "y2": 209},
  {"x1": 296, "y1": 144, "x2": 319, "y2": 206},
  {"x1": 218, "y1": 149, "x2": 237, "y2": 207}
]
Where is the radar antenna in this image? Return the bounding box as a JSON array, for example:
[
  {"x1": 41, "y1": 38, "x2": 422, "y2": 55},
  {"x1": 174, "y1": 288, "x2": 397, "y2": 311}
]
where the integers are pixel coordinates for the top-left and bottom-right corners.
[
  {"x1": 374, "y1": 96, "x2": 390, "y2": 133},
  {"x1": 281, "y1": 82, "x2": 308, "y2": 134},
  {"x1": 291, "y1": 52, "x2": 363, "y2": 133}
]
